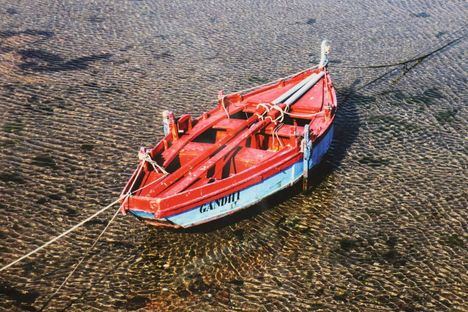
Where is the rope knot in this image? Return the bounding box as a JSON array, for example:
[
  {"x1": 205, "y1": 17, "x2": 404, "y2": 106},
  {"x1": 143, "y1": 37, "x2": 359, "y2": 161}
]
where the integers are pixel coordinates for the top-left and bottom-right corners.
[
  {"x1": 218, "y1": 90, "x2": 230, "y2": 118},
  {"x1": 138, "y1": 147, "x2": 168, "y2": 175},
  {"x1": 255, "y1": 102, "x2": 272, "y2": 120},
  {"x1": 270, "y1": 104, "x2": 285, "y2": 123}
]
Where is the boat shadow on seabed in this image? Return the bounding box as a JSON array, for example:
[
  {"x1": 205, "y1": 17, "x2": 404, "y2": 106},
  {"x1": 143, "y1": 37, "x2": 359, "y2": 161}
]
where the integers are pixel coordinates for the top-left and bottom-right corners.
[{"x1": 170, "y1": 79, "x2": 363, "y2": 234}]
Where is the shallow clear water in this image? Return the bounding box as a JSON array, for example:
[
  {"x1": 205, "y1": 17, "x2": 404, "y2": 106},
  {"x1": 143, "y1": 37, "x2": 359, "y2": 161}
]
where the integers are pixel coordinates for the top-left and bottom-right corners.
[{"x1": 0, "y1": 0, "x2": 466, "y2": 311}]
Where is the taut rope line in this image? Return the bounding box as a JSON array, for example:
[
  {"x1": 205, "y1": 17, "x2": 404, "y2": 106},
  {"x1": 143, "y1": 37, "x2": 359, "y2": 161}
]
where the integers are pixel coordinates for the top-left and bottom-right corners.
[
  {"x1": 1, "y1": 63, "x2": 322, "y2": 273},
  {"x1": 39, "y1": 203, "x2": 122, "y2": 311},
  {"x1": 0, "y1": 197, "x2": 122, "y2": 273},
  {"x1": 1, "y1": 159, "x2": 149, "y2": 308},
  {"x1": 1, "y1": 158, "x2": 150, "y2": 273}
]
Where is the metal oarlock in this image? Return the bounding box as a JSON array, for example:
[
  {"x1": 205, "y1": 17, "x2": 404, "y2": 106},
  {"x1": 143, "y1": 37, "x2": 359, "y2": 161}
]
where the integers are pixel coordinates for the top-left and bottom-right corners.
[{"x1": 162, "y1": 110, "x2": 178, "y2": 141}]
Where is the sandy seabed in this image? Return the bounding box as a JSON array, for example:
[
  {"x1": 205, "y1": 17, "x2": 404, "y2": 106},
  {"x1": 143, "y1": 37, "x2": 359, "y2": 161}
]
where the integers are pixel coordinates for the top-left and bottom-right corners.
[{"x1": 0, "y1": 0, "x2": 466, "y2": 311}]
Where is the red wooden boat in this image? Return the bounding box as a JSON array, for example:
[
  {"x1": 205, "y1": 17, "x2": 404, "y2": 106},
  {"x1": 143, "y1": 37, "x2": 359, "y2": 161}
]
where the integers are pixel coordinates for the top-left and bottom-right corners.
[{"x1": 120, "y1": 41, "x2": 337, "y2": 228}]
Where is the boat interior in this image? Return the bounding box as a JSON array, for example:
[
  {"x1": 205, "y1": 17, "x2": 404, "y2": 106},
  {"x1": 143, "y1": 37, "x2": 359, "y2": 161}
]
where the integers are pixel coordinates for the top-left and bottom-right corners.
[
  {"x1": 178, "y1": 112, "x2": 305, "y2": 173},
  {"x1": 132, "y1": 70, "x2": 335, "y2": 197}
]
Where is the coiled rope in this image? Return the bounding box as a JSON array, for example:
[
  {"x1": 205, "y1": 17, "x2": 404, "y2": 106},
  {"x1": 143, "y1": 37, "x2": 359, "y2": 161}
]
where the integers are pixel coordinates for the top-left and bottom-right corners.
[
  {"x1": 255, "y1": 102, "x2": 271, "y2": 120},
  {"x1": 270, "y1": 105, "x2": 285, "y2": 123}
]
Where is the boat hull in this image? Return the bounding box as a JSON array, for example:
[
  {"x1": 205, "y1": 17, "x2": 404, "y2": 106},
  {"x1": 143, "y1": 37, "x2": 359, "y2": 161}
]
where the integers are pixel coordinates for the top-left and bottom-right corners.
[{"x1": 129, "y1": 124, "x2": 334, "y2": 228}]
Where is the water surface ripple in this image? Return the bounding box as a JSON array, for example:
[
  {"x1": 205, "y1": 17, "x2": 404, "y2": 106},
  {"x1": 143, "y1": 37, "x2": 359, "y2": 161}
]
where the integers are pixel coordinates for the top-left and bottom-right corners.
[{"x1": 0, "y1": 0, "x2": 466, "y2": 311}]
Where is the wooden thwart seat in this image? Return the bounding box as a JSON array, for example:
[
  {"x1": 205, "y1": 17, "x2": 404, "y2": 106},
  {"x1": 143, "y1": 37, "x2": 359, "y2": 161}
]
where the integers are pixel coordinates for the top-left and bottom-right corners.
[
  {"x1": 179, "y1": 142, "x2": 213, "y2": 165},
  {"x1": 263, "y1": 124, "x2": 304, "y2": 137},
  {"x1": 234, "y1": 147, "x2": 276, "y2": 172}
]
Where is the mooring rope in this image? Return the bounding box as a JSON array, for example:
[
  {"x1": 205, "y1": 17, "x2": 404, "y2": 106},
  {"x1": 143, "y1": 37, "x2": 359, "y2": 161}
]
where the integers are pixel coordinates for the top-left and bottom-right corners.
[
  {"x1": 218, "y1": 91, "x2": 230, "y2": 118},
  {"x1": 0, "y1": 156, "x2": 149, "y2": 273},
  {"x1": 0, "y1": 157, "x2": 148, "y2": 309},
  {"x1": 39, "y1": 202, "x2": 123, "y2": 311},
  {"x1": 0, "y1": 197, "x2": 123, "y2": 273},
  {"x1": 335, "y1": 28, "x2": 466, "y2": 70},
  {"x1": 38, "y1": 160, "x2": 150, "y2": 309},
  {"x1": 140, "y1": 151, "x2": 168, "y2": 175}
]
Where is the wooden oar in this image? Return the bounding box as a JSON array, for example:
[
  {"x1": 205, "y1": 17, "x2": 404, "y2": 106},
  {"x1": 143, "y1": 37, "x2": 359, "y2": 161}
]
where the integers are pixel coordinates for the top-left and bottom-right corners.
[
  {"x1": 147, "y1": 114, "x2": 261, "y2": 197},
  {"x1": 161, "y1": 116, "x2": 273, "y2": 196},
  {"x1": 161, "y1": 105, "x2": 243, "y2": 168},
  {"x1": 159, "y1": 72, "x2": 315, "y2": 168}
]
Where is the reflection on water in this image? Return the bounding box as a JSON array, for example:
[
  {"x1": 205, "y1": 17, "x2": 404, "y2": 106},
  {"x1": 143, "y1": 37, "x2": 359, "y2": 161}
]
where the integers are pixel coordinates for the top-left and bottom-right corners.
[{"x1": 0, "y1": 0, "x2": 466, "y2": 311}]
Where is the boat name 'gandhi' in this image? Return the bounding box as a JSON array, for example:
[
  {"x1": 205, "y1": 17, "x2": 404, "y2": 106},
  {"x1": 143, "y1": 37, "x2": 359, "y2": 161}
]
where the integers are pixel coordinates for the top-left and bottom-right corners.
[{"x1": 200, "y1": 192, "x2": 240, "y2": 213}]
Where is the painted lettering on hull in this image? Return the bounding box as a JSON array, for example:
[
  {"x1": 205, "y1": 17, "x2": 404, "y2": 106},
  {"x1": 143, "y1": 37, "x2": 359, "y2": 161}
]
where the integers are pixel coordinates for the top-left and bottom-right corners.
[{"x1": 199, "y1": 192, "x2": 240, "y2": 213}]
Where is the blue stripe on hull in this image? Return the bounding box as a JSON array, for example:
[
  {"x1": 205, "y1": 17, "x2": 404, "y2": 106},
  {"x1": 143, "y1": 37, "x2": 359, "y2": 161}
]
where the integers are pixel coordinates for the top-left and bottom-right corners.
[
  {"x1": 310, "y1": 124, "x2": 334, "y2": 169},
  {"x1": 130, "y1": 124, "x2": 334, "y2": 228},
  {"x1": 130, "y1": 210, "x2": 155, "y2": 219}
]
